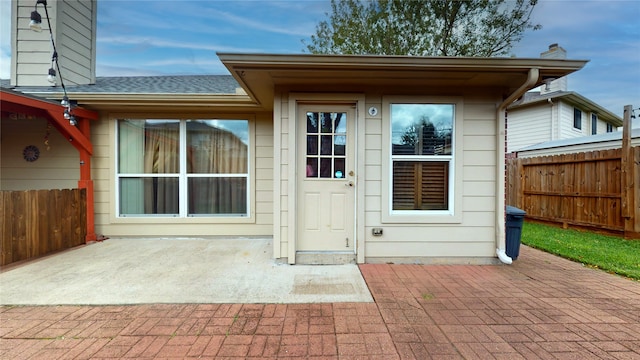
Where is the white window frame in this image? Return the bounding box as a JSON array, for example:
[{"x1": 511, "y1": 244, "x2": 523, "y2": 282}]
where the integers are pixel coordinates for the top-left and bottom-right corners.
[
  {"x1": 381, "y1": 96, "x2": 463, "y2": 224},
  {"x1": 573, "y1": 108, "x2": 582, "y2": 130},
  {"x1": 113, "y1": 116, "x2": 255, "y2": 223}
]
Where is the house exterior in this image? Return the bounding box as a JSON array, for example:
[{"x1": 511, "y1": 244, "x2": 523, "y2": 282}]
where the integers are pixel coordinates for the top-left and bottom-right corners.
[
  {"x1": 515, "y1": 128, "x2": 640, "y2": 158},
  {"x1": 506, "y1": 44, "x2": 623, "y2": 153},
  {"x1": 2, "y1": 0, "x2": 588, "y2": 264}
]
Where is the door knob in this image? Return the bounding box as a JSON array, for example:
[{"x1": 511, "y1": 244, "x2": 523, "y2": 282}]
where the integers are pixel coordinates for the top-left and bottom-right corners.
[{"x1": 345, "y1": 181, "x2": 354, "y2": 187}]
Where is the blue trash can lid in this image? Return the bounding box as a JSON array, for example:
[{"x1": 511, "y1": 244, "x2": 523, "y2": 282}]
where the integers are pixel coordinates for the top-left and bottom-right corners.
[{"x1": 506, "y1": 205, "x2": 526, "y2": 216}]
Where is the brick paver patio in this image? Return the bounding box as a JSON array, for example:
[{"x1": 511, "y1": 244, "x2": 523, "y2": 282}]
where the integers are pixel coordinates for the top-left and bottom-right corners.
[{"x1": 1, "y1": 245, "x2": 639, "y2": 359}]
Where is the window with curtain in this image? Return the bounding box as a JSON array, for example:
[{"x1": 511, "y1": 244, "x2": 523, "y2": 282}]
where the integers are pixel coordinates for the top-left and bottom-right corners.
[
  {"x1": 390, "y1": 104, "x2": 453, "y2": 212},
  {"x1": 117, "y1": 119, "x2": 249, "y2": 217}
]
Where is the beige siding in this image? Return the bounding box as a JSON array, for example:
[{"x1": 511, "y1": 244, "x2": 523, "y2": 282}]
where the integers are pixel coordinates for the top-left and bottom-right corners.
[
  {"x1": 273, "y1": 91, "x2": 500, "y2": 262},
  {"x1": 92, "y1": 114, "x2": 273, "y2": 237},
  {"x1": 364, "y1": 95, "x2": 498, "y2": 260},
  {"x1": 12, "y1": 0, "x2": 96, "y2": 87},
  {"x1": 1, "y1": 116, "x2": 79, "y2": 190},
  {"x1": 57, "y1": 0, "x2": 96, "y2": 85}
]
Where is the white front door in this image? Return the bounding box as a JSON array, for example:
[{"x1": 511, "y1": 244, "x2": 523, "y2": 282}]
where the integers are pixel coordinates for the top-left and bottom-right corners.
[{"x1": 297, "y1": 105, "x2": 356, "y2": 252}]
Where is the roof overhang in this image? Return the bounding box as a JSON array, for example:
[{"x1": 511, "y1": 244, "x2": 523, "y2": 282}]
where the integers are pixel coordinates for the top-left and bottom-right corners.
[
  {"x1": 8, "y1": 92, "x2": 259, "y2": 113},
  {"x1": 1, "y1": 88, "x2": 98, "y2": 154},
  {"x1": 218, "y1": 53, "x2": 589, "y2": 110},
  {"x1": 509, "y1": 91, "x2": 622, "y2": 126}
]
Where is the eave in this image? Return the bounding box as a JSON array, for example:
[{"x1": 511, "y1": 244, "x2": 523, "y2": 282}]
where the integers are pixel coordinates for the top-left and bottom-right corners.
[
  {"x1": 509, "y1": 91, "x2": 623, "y2": 126},
  {"x1": 218, "y1": 53, "x2": 589, "y2": 110},
  {"x1": 18, "y1": 91, "x2": 260, "y2": 113}
]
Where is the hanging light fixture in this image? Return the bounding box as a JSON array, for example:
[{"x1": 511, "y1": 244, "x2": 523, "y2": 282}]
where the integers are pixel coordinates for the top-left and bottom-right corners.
[
  {"x1": 47, "y1": 67, "x2": 56, "y2": 83},
  {"x1": 29, "y1": 9, "x2": 42, "y2": 32},
  {"x1": 29, "y1": 0, "x2": 78, "y2": 126}
]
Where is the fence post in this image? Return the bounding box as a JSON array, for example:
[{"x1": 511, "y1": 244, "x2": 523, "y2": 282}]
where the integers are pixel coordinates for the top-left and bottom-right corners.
[{"x1": 621, "y1": 105, "x2": 638, "y2": 238}]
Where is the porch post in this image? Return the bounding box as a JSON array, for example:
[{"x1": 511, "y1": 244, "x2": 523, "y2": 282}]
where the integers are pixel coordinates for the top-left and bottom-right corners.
[{"x1": 77, "y1": 118, "x2": 96, "y2": 243}]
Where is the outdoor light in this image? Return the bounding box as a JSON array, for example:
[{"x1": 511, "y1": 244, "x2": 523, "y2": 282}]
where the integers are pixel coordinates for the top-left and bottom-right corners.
[
  {"x1": 29, "y1": 10, "x2": 42, "y2": 32},
  {"x1": 29, "y1": 0, "x2": 47, "y2": 32},
  {"x1": 47, "y1": 67, "x2": 56, "y2": 83},
  {"x1": 29, "y1": 0, "x2": 76, "y2": 126}
]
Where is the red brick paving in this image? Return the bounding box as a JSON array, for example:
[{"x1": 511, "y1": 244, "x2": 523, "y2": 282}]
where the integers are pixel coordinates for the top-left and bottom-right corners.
[{"x1": 1, "y1": 246, "x2": 639, "y2": 359}]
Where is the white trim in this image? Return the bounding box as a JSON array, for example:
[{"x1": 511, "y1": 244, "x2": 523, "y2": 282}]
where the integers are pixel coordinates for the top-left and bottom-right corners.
[
  {"x1": 381, "y1": 96, "x2": 463, "y2": 224},
  {"x1": 286, "y1": 93, "x2": 366, "y2": 264},
  {"x1": 111, "y1": 115, "x2": 256, "y2": 223},
  {"x1": 272, "y1": 91, "x2": 282, "y2": 259}
]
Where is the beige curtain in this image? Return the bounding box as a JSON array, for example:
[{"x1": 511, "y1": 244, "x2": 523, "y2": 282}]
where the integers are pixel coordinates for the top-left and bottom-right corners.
[
  {"x1": 143, "y1": 123, "x2": 179, "y2": 214},
  {"x1": 188, "y1": 123, "x2": 248, "y2": 214}
]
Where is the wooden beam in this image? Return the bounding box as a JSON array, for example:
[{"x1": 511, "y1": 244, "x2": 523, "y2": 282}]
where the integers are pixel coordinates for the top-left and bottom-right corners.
[{"x1": 1, "y1": 89, "x2": 98, "y2": 155}]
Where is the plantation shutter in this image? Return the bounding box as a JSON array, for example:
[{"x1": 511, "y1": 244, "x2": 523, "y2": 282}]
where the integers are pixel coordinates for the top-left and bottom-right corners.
[{"x1": 392, "y1": 161, "x2": 449, "y2": 210}]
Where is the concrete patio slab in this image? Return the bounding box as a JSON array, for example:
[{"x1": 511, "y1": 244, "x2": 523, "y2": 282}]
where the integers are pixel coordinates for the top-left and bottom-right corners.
[
  {"x1": 0, "y1": 238, "x2": 373, "y2": 305},
  {"x1": 1, "y1": 245, "x2": 639, "y2": 359}
]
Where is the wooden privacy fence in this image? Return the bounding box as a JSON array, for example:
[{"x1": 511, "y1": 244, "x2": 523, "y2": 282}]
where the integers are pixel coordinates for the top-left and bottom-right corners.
[
  {"x1": 507, "y1": 147, "x2": 640, "y2": 238},
  {"x1": 1, "y1": 189, "x2": 86, "y2": 266}
]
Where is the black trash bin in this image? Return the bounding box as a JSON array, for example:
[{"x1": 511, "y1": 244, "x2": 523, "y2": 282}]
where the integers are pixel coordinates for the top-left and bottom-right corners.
[{"x1": 505, "y1": 206, "x2": 526, "y2": 260}]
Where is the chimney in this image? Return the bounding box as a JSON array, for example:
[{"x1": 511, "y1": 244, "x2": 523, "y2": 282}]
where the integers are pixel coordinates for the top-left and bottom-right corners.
[
  {"x1": 11, "y1": 0, "x2": 97, "y2": 87},
  {"x1": 540, "y1": 43, "x2": 568, "y2": 94}
]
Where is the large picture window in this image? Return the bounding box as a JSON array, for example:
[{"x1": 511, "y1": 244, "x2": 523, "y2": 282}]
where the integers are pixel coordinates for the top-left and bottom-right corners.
[
  {"x1": 390, "y1": 104, "x2": 454, "y2": 212},
  {"x1": 117, "y1": 119, "x2": 249, "y2": 217}
]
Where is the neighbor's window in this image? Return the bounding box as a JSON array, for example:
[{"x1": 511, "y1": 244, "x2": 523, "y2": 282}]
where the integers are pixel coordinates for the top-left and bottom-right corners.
[
  {"x1": 573, "y1": 108, "x2": 582, "y2": 129},
  {"x1": 591, "y1": 113, "x2": 598, "y2": 135},
  {"x1": 606, "y1": 123, "x2": 614, "y2": 133},
  {"x1": 117, "y1": 119, "x2": 249, "y2": 217},
  {"x1": 390, "y1": 104, "x2": 453, "y2": 212}
]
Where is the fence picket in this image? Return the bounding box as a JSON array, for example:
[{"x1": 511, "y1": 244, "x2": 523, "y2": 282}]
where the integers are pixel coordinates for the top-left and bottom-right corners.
[
  {"x1": 0, "y1": 189, "x2": 86, "y2": 266},
  {"x1": 507, "y1": 147, "x2": 638, "y2": 236}
]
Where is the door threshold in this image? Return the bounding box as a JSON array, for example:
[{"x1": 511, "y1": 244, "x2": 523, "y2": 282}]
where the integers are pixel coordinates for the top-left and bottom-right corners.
[{"x1": 295, "y1": 252, "x2": 356, "y2": 265}]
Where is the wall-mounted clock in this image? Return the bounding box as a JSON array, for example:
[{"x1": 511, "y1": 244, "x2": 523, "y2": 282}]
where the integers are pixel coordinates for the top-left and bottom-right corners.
[{"x1": 23, "y1": 145, "x2": 40, "y2": 162}]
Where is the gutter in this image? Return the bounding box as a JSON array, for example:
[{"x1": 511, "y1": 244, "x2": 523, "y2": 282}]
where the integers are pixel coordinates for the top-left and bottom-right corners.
[{"x1": 495, "y1": 68, "x2": 539, "y2": 264}]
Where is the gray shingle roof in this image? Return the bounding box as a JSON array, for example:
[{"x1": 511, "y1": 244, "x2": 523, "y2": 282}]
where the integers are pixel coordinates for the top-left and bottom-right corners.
[{"x1": 1, "y1": 75, "x2": 240, "y2": 95}]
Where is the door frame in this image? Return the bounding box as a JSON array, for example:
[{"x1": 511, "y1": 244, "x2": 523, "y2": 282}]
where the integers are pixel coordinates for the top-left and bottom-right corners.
[{"x1": 285, "y1": 93, "x2": 366, "y2": 264}]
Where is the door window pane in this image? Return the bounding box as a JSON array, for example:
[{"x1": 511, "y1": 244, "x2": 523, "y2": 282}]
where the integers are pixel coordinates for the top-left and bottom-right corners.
[
  {"x1": 320, "y1": 158, "x2": 332, "y2": 178},
  {"x1": 307, "y1": 112, "x2": 318, "y2": 133},
  {"x1": 307, "y1": 135, "x2": 318, "y2": 155},
  {"x1": 334, "y1": 135, "x2": 346, "y2": 155},
  {"x1": 306, "y1": 157, "x2": 318, "y2": 178},
  {"x1": 334, "y1": 158, "x2": 345, "y2": 178},
  {"x1": 304, "y1": 111, "x2": 348, "y2": 179},
  {"x1": 321, "y1": 112, "x2": 333, "y2": 133},
  {"x1": 321, "y1": 135, "x2": 333, "y2": 155}
]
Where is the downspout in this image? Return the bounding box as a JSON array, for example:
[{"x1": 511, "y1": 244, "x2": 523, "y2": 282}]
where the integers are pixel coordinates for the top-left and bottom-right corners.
[{"x1": 496, "y1": 68, "x2": 539, "y2": 264}]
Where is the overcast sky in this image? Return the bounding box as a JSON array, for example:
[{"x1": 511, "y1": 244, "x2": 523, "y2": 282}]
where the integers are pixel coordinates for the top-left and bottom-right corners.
[{"x1": 1, "y1": 0, "x2": 639, "y2": 120}]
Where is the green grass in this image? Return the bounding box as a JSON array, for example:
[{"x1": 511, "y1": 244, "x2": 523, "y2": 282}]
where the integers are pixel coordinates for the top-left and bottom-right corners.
[{"x1": 521, "y1": 221, "x2": 640, "y2": 280}]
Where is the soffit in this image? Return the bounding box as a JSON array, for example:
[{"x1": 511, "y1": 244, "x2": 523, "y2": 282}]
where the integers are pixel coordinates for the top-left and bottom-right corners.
[{"x1": 218, "y1": 53, "x2": 588, "y2": 110}]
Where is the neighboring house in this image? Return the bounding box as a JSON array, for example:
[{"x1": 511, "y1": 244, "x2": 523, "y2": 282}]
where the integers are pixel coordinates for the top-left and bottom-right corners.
[
  {"x1": 1, "y1": 0, "x2": 587, "y2": 264},
  {"x1": 507, "y1": 44, "x2": 623, "y2": 153},
  {"x1": 515, "y1": 128, "x2": 640, "y2": 158}
]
